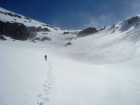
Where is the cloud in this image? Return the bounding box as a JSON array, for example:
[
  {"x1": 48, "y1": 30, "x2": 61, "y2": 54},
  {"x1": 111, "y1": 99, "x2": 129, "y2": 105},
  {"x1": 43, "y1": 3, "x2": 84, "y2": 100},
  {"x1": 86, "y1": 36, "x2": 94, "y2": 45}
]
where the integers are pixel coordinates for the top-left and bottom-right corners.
[
  {"x1": 130, "y1": 0, "x2": 140, "y2": 15},
  {"x1": 48, "y1": 0, "x2": 140, "y2": 30},
  {"x1": 84, "y1": 0, "x2": 140, "y2": 29},
  {"x1": 121, "y1": 0, "x2": 140, "y2": 18},
  {"x1": 83, "y1": 13, "x2": 117, "y2": 29}
]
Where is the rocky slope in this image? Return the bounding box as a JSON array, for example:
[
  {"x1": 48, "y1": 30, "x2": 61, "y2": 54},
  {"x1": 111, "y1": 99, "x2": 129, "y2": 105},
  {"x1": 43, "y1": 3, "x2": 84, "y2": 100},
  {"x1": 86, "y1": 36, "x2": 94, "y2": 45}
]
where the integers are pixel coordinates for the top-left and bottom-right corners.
[{"x1": 0, "y1": 7, "x2": 59, "y2": 40}]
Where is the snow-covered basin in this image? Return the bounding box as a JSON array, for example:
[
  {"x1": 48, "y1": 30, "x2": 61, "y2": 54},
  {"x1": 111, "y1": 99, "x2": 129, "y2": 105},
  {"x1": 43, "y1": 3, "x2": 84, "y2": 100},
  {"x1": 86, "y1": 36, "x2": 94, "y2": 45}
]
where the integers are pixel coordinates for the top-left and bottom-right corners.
[{"x1": 0, "y1": 40, "x2": 140, "y2": 105}]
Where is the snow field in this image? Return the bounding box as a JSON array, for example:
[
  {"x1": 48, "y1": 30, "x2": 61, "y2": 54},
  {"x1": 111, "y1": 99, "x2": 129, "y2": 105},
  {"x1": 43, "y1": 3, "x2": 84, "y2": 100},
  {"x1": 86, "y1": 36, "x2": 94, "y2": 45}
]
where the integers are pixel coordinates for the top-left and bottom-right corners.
[
  {"x1": 1, "y1": 40, "x2": 140, "y2": 105},
  {"x1": 0, "y1": 40, "x2": 56, "y2": 105},
  {"x1": 50, "y1": 56, "x2": 140, "y2": 105}
]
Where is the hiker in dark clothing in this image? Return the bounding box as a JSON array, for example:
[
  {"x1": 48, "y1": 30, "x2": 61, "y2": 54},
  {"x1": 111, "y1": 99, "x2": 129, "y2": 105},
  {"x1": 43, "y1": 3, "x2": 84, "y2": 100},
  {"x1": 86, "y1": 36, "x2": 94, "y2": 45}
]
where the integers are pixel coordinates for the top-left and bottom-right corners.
[{"x1": 44, "y1": 55, "x2": 47, "y2": 61}]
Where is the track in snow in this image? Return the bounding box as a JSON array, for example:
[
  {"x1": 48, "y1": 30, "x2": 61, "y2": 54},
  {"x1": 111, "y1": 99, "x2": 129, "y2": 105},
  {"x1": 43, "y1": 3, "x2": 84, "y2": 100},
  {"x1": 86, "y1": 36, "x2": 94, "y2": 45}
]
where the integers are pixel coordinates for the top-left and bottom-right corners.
[{"x1": 37, "y1": 61, "x2": 55, "y2": 105}]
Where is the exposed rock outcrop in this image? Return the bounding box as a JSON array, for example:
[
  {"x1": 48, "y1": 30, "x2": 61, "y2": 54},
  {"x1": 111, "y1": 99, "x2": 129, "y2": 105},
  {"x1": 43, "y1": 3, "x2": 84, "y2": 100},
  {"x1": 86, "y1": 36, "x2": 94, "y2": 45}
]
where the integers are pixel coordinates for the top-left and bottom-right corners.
[
  {"x1": 0, "y1": 21, "x2": 30, "y2": 40},
  {"x1": 0, "y1": 11, "x2": 21, "y2": 18},
  {"x1": 62, "y1": 32, "x2": 70, "y2": 34},
  {"x1": 27, "y1": 26, "x2": 50, "y2": 32},
  {"x1": 78, "y1": 27, "x2": 97, "y2": 37},
  {"x1": 127, "y1": 16, "x2": 139, "y2": 24},
  {"x1": 65, "y1": 42, "x2": 72, "y2": 46},
  {"x1": 0, "y1": 35, "x2": 7, "y2": 40},
  {"x1": 40, "y1": 37, "x2": 51, "y2": 41}
]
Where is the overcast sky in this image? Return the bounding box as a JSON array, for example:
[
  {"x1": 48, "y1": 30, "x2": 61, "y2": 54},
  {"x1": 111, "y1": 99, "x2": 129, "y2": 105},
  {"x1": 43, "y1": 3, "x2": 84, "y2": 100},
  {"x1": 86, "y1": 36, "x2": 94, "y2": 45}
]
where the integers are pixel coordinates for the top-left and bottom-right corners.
[{"x1": 1, "y1": 0, "x2": 140, "y2": 29}]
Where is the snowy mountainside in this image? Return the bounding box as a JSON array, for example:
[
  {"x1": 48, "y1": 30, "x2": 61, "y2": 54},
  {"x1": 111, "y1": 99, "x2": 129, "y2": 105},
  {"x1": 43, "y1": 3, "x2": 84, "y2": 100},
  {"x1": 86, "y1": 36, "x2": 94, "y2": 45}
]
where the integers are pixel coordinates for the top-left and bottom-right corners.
[
  {"x1": 1, "y1": 7, "x2": 140, "y2": 64},
  {"x1": 0, "y1": 7, "x2": 58, "y2": 30},
  {"x1": 41, "y1": 16, "x2": 140, "y2": 64},
  {"x1": 1, "y1": 7, "x2": 140, "y2": 105},
  {"x1": 1, "y1": 36, "x2": 140, "y2": 105},
  {"x1": 0, "y1": 7, "x2": 63, "y2": 40}
]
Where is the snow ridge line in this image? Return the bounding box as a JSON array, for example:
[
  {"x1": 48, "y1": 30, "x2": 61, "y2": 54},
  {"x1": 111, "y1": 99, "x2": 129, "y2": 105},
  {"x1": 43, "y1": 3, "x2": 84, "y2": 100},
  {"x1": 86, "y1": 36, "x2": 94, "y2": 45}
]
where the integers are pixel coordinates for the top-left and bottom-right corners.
[{"x1": 37, "y1": 61, "x2": 55, "y2": 105}]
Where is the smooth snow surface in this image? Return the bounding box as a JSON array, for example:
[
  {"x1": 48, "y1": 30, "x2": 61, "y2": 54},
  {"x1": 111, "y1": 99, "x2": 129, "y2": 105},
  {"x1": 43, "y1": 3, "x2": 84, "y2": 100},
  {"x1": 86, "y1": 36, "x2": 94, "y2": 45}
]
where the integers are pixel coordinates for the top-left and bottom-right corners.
[{"x1": 0, "y1": 40, "x2": 140, "y2": 105}]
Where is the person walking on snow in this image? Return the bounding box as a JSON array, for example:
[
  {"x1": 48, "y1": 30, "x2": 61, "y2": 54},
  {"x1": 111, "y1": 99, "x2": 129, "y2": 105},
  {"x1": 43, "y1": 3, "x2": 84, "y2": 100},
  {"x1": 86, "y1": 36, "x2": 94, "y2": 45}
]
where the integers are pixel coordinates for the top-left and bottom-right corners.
[{"x1": 44, "y1": 55, "x2": 47, "y2": 61}]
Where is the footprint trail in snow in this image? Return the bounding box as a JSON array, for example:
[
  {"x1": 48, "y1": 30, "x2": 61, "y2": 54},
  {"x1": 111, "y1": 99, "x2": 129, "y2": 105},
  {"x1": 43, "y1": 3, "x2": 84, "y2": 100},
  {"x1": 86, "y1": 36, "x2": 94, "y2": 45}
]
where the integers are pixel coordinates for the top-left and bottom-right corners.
[{"x1": 37, "y1": 61, "x2": 55, "y2": 105}]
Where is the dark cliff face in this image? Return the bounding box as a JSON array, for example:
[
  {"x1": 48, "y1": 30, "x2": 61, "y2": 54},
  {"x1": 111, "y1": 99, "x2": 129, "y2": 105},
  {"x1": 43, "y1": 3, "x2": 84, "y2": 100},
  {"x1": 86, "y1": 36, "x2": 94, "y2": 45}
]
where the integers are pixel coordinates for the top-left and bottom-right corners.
[
  {"x1": 27, "y1": 26, "x2": 50, "y2": 32},
  {"x1": 0, "y1": 21, "x2": 51, "y2": 40},
  {"x1": 0, "y1": 21, "x2": 31, "y2": 40},
  {"x1": 127, "y1": 16, "x2": 139, "y2": 24},
  {"x1": 77, "y1": 27, "x2": 98, "y2": 37}
]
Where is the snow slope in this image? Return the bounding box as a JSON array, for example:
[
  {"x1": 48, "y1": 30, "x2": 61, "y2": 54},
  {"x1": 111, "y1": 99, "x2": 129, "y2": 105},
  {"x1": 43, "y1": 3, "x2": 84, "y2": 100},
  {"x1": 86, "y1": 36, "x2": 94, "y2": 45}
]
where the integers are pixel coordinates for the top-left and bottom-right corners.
[
  {"x1": 1, "y1": 38, "x2": 140, "y2": 105},
  {"x1": 0, "y1": 7, "x2": 59, "y2": 31},
  {"x1": 27, "y1": 15, "x2": 140, "y2": 64},
  {"x1": 1, "y1": 7, "x2": 140, "y2": 64},
  {"x1": 33, "y1": 19, "x2": 140, "y2": 64}
]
